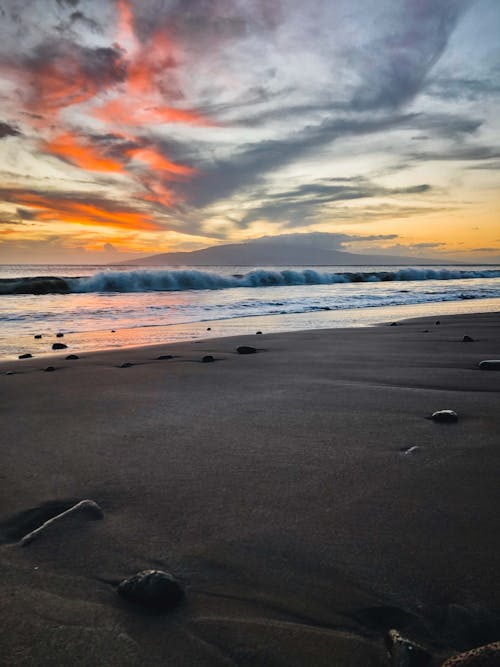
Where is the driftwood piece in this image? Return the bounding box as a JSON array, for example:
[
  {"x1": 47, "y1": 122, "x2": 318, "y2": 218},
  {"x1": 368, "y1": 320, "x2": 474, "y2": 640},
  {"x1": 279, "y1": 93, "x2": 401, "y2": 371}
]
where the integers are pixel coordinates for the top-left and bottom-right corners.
[{"x1": 18, "y1": 499, "x2": 103, "y2": 547}]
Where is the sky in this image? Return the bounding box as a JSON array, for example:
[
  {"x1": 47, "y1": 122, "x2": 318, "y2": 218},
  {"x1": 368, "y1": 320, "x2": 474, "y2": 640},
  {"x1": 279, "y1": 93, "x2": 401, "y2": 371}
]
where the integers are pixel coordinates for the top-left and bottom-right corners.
[{"x1": 0, "y1": 0, "x2": 499, "y2": 264}]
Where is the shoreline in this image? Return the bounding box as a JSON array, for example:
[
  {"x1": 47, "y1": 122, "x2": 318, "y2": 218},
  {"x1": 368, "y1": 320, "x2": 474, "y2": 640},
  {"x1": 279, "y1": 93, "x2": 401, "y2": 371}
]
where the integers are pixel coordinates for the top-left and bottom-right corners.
[
  {"x1": 1, "y1": 311, "x2": 499, "y2": 665},
  {"x1": 3, "y1": 295, "x2": 500, "y2": 362}
]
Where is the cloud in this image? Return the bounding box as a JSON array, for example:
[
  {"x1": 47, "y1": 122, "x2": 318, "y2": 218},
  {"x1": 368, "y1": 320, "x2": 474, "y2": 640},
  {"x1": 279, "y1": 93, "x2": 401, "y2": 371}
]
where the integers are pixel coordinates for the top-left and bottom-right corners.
[
  {"x1": 233, "y1": 178, "x2": 433, "y2": 228},
  {"x1": 0, "y1": 121, "x2": 20, "y2": 138},
  {"x1": 0, "y1": 187, "x2": 161, "y2": 231}
]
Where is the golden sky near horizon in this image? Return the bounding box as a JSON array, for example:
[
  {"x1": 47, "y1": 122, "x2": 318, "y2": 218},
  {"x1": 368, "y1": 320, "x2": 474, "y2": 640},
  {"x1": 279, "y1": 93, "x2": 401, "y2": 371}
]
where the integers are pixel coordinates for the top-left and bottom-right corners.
[{"x1": 0, "y1": 0, "x2": 499, "y2": 264}]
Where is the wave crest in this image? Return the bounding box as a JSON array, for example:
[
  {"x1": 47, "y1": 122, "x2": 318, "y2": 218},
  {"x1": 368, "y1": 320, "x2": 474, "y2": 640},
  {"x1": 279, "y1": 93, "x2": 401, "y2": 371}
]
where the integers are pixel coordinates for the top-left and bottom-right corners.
[{"x1": 1, "y1": 267, "x2": 499, "y2": 295}]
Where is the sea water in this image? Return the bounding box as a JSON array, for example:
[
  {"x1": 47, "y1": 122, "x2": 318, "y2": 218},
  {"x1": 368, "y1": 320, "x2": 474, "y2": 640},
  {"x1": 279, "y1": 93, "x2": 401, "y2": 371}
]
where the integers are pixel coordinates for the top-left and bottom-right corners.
[{"x1": 1, "y1": 263, "x2": 499, "y2": 359}]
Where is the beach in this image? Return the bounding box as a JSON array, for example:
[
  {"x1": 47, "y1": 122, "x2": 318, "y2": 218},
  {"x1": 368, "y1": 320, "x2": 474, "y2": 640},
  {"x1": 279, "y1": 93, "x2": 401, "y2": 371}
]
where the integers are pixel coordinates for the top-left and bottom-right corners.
[{"x1": 1, "y1": 311, "x2": 499, "y2": 666}]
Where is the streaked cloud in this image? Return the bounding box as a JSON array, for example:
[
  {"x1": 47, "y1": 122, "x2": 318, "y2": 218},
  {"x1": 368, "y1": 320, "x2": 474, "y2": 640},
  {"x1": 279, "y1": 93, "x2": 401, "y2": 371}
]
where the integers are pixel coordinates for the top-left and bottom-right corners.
[{"x1": 0, "y1": 0, "x2": 498, "y2": 261}]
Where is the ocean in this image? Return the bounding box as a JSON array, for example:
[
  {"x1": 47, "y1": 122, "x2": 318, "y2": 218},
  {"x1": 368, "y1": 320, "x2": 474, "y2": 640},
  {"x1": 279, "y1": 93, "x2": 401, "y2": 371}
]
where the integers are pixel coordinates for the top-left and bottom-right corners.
[{"x1": 1, "y1": 263, "x2": 500, "y2": 360}]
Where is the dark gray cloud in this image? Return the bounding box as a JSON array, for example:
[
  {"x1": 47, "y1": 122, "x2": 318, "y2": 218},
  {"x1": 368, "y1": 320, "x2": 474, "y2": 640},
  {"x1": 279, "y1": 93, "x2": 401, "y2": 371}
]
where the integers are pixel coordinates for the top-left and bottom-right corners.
[
  {"x1": 409, "y1": 145, "x2": 500, "y2": 163},
  {"x1": 426, "y1": 75, "x2": 500, "y2": 101},
  {"x1": 350, "y1": 1, "x2": 472, "y2": 111},
  {"x1": 0, "y1": 121, "x2": 20, "y2": 138},
  {"x1": 234, "y1": 178, "x2": 434, "y2": 229}
]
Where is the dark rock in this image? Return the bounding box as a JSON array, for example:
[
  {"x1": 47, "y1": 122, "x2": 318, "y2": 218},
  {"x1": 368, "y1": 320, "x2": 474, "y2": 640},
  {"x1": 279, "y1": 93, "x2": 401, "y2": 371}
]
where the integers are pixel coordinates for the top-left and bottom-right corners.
[
  {"x1": 478, "y1": 360, "x2": 500, "y2": 370},
  {"x1": 435, "y1": 320, "x2": 440, "y2": 325},
  {"x1": 422, "y1": 329, "x2": 429, "y2": 333},
  {"x1": 111, "y1": 329, "x2": 116, "y2": 333},
  {"x1": 18, "y1": 353, "x2": 32, "y2": 359},
  {"x1": 202, "y1": 355, "x2": 214, "y2": 363},
  {"x1": 256, "y1": 331, "x2": 263, "y2": 335},
  {"x1": 157, "y1": 355, "x2": 173, "y2": 360},
  {"x1": 117, "y1": 569, "x2": 184, "y2": 612},
  {"x1": 429, "y1": 410, "x2": 458, "y2": 423},
  {"x1": 206, "y1": 327, "x2": 211, "y2": 331},
  {"x1": 52, "y1": 343, "x2": 67, "y2": 350},
  {"x1": 390, "y1": 322, "x2": 399, "y2": 326},
  {"x1": 5, "y1": 371, "x2": 15, "y2": 375},
  {"x1": 120, "y1": 362, "x2": 134, "y2": 368},
  {"x1": 65, "y1": 354, "x2": 79, "y2": 360},
  {"x1": 385, "y1": 629, "x2": 432, "y2": 666},
  {"x1": 237, "y1": 346, "x2": 257, "y2": 355},
  {"x1": 34, "y1": 334, "x2": 42, "y2": 339},
  {"x1": 462, "y1": 335, "x2": 474, "y2": 342},
  {"x1": 56, "y1": 332, "x2": 64, "y2": 338},
  {"x1": 43, "y1": 366, "x2": 55, "y2": 372},
  {"x1": 441, "y1": 641, "x2": 500, "y2": 666}
]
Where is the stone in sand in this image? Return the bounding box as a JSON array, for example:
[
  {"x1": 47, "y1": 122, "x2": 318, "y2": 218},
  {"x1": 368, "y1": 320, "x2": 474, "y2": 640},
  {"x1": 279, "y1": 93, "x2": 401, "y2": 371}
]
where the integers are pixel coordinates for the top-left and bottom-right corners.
[
  {"x1": 478, "y1": 360, "x2": 500, "y2": 370},
  {"x1": 385, "y1": 629, "x2": 432, "y2": 666},
  {"x1": 463, "y1": 335, "x2": 474, "y2": 342},
  {"x1": 202, "y1": 355, "x2": 214, "y2": 363},
  {"x1": 436, "y1": 320, "x2": 441, "y2": 325},
  {"x1": 237, "y1": 345, "x2": 257, "y2": 354},
  {"x1": 430, "y1": 410, "x2": 458, "y2": 423},
  {"x1": 56, "y1": 333, "x2": 64, "y2": 338},
  {"x1": 422, "y1": 330, "x2": 429, "y2": 333},
  {"x1": 157, "y1": 355, "x2": 173, "y2": 360},
  {"x1": 441, "y1": 641, "x2": 500, "y2": 666},
  {"x1": 52, "y1": 342, "x2": 67, "y2": 350},
  {"x1": 207, "y1": 327, "x2": 211, "y2": 331},
  {"x1": 34, "y1": 334, "x2": 42, "y2": 339},
  {"x1": 66, "y1": 354, "x2": 79, "y2": 360},
  {"x1": 43, "y1": 366, "x2": 55, "y2": 372},
  {"x1": 117, "y1": 570, "x2": 184, "y2": 612},
  {"x1": 120, "y1": 362, "x2": 134, "y2": 368},
  {"x1": 5, "y1": 371, "x2": 15, "y2": 375},
  {"x1": 390, "y1": 322, "x2": 399, "y2": 326},
  {"x1": 18, "y1": 353, "x2": 32, "y2": 359},
  {"x1": 256, "y1": 331, "x2": 263, "y2": 335}
]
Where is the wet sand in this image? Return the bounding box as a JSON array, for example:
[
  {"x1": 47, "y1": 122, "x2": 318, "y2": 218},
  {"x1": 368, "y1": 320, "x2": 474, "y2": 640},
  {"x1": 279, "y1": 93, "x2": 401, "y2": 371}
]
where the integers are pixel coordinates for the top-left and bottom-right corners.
[{"x1": 1, "y1": 312, "x2": 499, "y2": 666}]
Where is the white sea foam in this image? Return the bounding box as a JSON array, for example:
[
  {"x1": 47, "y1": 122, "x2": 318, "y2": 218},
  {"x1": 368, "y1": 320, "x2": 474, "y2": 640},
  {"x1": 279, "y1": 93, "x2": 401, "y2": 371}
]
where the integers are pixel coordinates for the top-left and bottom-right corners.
[{"x1": 67, "y1": 267, "x2": 500, "y2": 293}]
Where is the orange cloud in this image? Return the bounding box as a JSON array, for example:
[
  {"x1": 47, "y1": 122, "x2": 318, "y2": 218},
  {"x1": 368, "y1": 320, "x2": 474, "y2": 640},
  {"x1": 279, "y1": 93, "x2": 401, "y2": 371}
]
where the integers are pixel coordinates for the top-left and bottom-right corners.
[
  {"x1": 1, "y1": 189, "x2": 160, "y2": 232},
  {"x1": 45, "y1": 132, "x2": 125, "y2": 173},
  {"x1": 93, "y1": 96, "x2": 212, "y2": 127},
  {"x1": 127, "y1": 147, "x2": 195, "y2": 177}
]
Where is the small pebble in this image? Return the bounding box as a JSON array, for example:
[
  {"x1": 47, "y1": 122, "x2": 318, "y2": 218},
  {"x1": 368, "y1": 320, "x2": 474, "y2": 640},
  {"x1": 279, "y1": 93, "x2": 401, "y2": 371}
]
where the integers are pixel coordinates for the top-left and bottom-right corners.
[
  {"x1": 390, "y1": 322, "x2": 398, "y2": 327},
  {"x1": 256, "y1": 331, "x2": 263, "y2": 335},
  {"x1": 34, "y1": 334, "x2": 42, "y2": 339},
  {"x1": 462, "y1": 335, "x2": 474, "y2": 342},
  {"x1": 5, "y1": 371, "x2": 15, "y2": 375},
  {"x1": 157, "y1": 355, "x2": 173, "y2": 360},
  {"x1": 435, "y1": 320, "x2": 440, "y2": 325},
  {"x1": 478, "y1": 359, "x2": 500, "y2": 370},
  {"x1": 202, "y1": 355, "x2": 214, "y2": 363},
  {"x1": 237, "y1": 346, "x2": 257, "y2": 355},
  {"x1": 56, "y1": 333, "x2": 64, "y2": 338},
  {"x1": 18, "y1": 353, "x2": 32, "y2": 359},
  {"x1": 120, "y1": 362, "x2": 134, "y2": 368},
  {"x1": 111, "y1": 329, "x2": 116, "y2": 333},
  {"x1": 422, "y1": 329, "x2": 429, "y2": 333},
  {"x1": 430, "y1": 410, "x2": 458, "y2": 423},
  {"x1": 43, "y1": 366, "x2": 55, "y2": 372},
  {"x1": 52, "y1": 343, "x2": 67, "y2": 350},
  {"x1": 65, "y1": 354, "x2": 79, "y2": 360},
  {"x1": 117, "y1": 570, "x2": 184, "y2": 612},
  {"x1": 207, "y1": 327, "x2": 211, "y2": 331},
  {"x1": 400, "y1": 446, "x2": 420, "y2": 455}
]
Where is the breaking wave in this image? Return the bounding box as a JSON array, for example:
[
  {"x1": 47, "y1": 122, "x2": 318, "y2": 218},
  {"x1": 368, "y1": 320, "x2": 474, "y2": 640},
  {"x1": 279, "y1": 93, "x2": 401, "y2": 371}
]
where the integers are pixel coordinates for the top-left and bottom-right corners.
[{"x1": 1, "y1": 267, "x2": 500, "y2": 295}]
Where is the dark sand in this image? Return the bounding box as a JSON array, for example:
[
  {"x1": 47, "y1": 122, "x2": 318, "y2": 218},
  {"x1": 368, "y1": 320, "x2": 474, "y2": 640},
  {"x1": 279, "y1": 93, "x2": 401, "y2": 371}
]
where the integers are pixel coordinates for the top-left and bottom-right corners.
[{"x1": 1, "y1": 312, "x2": 499, "y2": 666}]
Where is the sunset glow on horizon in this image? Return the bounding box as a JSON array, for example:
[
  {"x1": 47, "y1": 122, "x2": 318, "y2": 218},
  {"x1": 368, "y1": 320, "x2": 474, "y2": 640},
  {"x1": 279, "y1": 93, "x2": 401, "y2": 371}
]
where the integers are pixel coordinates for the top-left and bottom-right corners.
[{"x1": 0, "y1": 0, "x2": 499, "y2": 264}]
